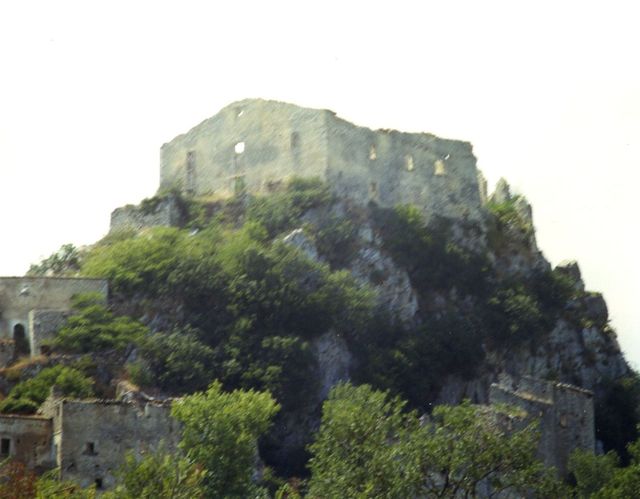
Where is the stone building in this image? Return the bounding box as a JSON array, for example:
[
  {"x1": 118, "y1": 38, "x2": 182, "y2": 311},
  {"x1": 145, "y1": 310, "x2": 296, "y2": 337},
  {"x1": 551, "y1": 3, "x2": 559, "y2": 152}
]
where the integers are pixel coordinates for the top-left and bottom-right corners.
[
  {"x1": 159, "y1": 99, "x2": 487, "y2": 222},
  {"x1": 490, "y1": 374, "x2": 595, "y2": 477},
  {"x1": 0, "y1": 413, "x2": 54, "y2": 472},
  {"x1": 0, "y1": 391, "x2": 179, "y2": 491},
  {"x1": 0, "y1": 277, "x2": 108, "y2": 361}
]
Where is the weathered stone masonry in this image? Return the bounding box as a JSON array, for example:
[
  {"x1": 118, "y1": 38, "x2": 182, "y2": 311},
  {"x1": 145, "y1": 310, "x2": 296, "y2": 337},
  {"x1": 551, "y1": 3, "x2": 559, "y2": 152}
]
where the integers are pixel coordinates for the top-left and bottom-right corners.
[
  {"x1": 0, "y1": 277, "x2": 108, "y2": 360},
  {"x1": 490, "y1": 375, "x2": 595, "y2": 477},
  {"x1": 159, "y1": 99, "x2": 487, "y2": 222}
]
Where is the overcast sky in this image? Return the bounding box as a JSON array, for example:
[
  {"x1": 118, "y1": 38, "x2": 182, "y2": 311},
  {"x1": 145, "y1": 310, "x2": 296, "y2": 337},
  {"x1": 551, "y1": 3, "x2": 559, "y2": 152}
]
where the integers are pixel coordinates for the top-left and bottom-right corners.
[{"x1": 1, "y1": 1, "x2": 638, "y2": 366}]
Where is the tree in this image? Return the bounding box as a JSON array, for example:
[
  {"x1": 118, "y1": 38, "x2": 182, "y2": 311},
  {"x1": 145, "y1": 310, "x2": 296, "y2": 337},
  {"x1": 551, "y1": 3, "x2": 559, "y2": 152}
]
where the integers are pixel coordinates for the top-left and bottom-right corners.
[
  {"x1": 133, "y1": 326, "x2": 216, "y2": 394},
  {"x1": 570, "y1": 439, "x2": 640, "y2": 498},
  {"x1": 307, "y1": 383, "x2": 420, "y2": 498},
  {"x1": 418, "y1": 401, "x2": 565, "y2": 497},
  {"x1": 307, "y1": 383, "x2": 565, "y2": 498},
  {"x1": 171, "y1": 381, "x2": 280, "y2": 498},
  {"x1": 102, "y1": 447, "x2": 205, "y2": 499}
]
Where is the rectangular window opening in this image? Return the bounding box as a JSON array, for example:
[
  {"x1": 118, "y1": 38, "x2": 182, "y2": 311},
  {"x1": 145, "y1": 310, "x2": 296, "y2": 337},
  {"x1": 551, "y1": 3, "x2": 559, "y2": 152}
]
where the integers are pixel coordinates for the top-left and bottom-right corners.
[{"x1": 85, "y1": 442, "x2": 96, "y2": 455}]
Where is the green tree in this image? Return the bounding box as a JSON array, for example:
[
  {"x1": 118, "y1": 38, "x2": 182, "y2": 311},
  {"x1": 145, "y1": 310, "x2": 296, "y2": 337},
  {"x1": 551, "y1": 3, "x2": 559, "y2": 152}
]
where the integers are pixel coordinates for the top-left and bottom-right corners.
[
  {"x1": 307, "y1": 383, "x2": 421, "y2": 498},
  {"x1": 102, "y1": 447, "x2": 205, "y2": 499},
  {"x1": 133, "y1": 327, "x2": 216, "y2": 394},
  {"x1": 171, "y1": 381, "x2": 280, "y2": 498},
  {"x1": 307, "y1": 383, "x2": 564, "y2": 499},
  {"x1": 569, "y1": 449, "x2": 619, "y2": 498},
  {"x1": 570, "y1": 439, "x2": 640, "y2": 498}
]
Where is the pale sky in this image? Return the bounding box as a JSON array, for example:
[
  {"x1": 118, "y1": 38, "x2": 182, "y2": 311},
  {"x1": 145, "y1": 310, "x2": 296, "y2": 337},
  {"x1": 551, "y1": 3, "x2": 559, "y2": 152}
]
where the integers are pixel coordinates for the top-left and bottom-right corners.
[{"x1": 1, "y1": 1, "x2": 639, "y2": 366}]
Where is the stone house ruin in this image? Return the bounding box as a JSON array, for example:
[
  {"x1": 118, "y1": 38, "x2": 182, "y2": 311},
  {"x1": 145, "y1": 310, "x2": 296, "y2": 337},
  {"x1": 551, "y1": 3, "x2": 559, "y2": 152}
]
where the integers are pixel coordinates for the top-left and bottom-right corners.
[
  {"x1": 490, "y1": 374, "x2": 595, "y2": 477},
  {"x1": 159, "y1": 99, "x2": 488, "y2": 222},
  {"x1": 0, "y1": 390, "x2": 178, "y2": 491},
  {"x1": 0, "y1": 277, "x2": 108, "y2": 364}
]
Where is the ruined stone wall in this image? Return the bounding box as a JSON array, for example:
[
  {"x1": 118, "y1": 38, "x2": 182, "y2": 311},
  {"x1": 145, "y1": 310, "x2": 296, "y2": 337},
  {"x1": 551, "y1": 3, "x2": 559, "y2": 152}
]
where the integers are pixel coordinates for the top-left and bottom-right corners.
[
  {"x1": 325, "y1": 114, "x2": 484, "y2": 221},
  {"x1": 552, "y1": 382, "x2": 595, "y2": 476},
  {"x1": 45, "y1": 399, "x2": 180, "y2": 490},
  {"x1": 29, "y1": 310, "x2": 70, "y2": 356},
  {"x1": 489, "y1": 382, "x2": 557, "y2": 471},
  {"x1": 0, "y1": 414, "x2": 53, "y2": 470},
  {"x1": 489, "y1": 375, "x2": 595, "y2": 477},
  {"x1": 160, "y1": 99, "x2": 329, "y2": 198},
  {"x1": 109, "y1": 196, "x2": 183, "y2": 233},
  {"x1": 0, "y1": 277, "x2": 108, "y2": 357},
  {"x1": 160, "y1": 99, "x2": 484, "y2": 222}
]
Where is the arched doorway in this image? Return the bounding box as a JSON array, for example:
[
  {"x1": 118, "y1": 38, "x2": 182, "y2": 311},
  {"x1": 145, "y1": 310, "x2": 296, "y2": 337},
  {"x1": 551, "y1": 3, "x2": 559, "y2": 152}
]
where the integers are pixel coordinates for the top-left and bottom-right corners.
[{"x1": 13, "y1": 324, "x2": 30, "y2": 357}]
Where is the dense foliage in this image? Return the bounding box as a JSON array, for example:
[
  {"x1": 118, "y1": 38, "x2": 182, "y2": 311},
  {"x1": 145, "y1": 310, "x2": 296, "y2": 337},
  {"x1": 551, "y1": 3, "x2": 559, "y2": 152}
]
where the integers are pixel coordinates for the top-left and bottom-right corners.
[
  {"x1": 307, "y1": 383, "x2": 565, "y2": 498},
  {"x1": 569, "y1": 438, "x2": 640, "y2": 498},
  {"x1": 52, "y1": 294, "x2": 147, "y2": 354},
  {"x1": 0, "y1": 365, "x2": 93, "y2": 414},
  {"x1": 103, "y1": 447, "x2": 205, "y2": 499},
  {"x1": 172, "y1": 381, "x2": 279, "y2": 499}
]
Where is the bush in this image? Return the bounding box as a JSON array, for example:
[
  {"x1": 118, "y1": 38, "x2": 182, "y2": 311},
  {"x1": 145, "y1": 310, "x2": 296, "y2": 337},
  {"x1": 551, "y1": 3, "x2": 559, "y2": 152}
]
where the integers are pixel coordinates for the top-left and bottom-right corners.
[
  {"x1": 373, "y1": 206, "x2": 489, "y2": 296},
  {"x1": 52, "y1": 294, "x2": 147, "y2": 353},
  {"x1": 0, "y1": 365, "x2": 94, "y2": 414},
  {"x1": 246, "y1": 177, "x2": 332, "y2": 238},
  {"x1": 134, "y1": 327, "x2": 216, "y2": 394}
]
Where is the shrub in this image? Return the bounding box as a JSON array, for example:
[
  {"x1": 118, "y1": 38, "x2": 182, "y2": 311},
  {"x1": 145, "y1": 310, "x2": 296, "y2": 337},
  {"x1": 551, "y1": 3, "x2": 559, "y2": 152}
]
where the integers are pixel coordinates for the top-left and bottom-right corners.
[
  {"x1": 0, "y1": 365, "x2": 93, "y2": 414},
  {"x1": 52, "y1": 295, "x2": 147, "y2": 353},
  {"x1": 135, "y1": 327, "x2": 216, "y2": 394}
]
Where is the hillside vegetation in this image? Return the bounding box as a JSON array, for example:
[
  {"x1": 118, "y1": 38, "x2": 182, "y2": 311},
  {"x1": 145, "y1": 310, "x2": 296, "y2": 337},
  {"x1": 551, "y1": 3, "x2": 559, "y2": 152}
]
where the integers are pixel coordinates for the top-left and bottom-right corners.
[{"x1": 5, "y1": 178, "x2": 639, "y2": 497}]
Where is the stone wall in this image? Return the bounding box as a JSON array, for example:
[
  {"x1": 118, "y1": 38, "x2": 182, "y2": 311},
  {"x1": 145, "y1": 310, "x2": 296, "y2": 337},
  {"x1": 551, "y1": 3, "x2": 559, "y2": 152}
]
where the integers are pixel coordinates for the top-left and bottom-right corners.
[
  {"x1": 160, "y1": 99, "x2": 329, "y2": 198},
  {"x1": 0, "y1": 414, "x2": 53, "y2": 471},
  {"x1": 40, "y1": 397, "x2": 180, "y2": 490},
  {"x1": 109, "y1": 196, "x2": 184, "y2": 233},
  {"x1": 159, "y1": 99, "x2": 484, "y2": 221},
  {"x1": 29, "y1": 310, "x2": 70, "y2": 356},
  {"x1": 325, "y1": 113, "x2": 483, "y2": 221},
  {"x1": 0, "y1": 277, "x2": 108, "y2": 358},
  {"x1": 489, "y1": 375, "x2": 594, "y2": 477}
]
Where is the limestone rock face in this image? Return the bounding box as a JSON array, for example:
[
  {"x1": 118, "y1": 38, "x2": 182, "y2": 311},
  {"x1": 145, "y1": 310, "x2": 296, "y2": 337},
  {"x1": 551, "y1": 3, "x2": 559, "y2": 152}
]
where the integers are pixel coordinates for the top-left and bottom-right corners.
[
  {"x1": 282, "y1": 228, "x2": 320, "y2": 261},
  {"x1": 349, "y1": 244, "x2": 419, "y2": 325},
  {"x1": 312, "y1": 330, "x2": 352, "y2": 400}
]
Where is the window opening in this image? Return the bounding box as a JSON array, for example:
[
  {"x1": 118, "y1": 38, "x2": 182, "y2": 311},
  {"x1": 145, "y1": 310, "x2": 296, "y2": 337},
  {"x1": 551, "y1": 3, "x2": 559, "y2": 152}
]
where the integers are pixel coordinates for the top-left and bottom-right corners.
[
  {"x1": 84, "y1": 442, "x2": 96, "y2": 455},
  {"x1": 95, "y1": 478, "x2": 103, "y2": 489},
  {"x1": 1, "y1": 439, "x2": 10, "y2": 457},
  {"x1": 434, "y1": 159, "x2": 446, "y2": 176},
  {"x1": 234, "y1": 142, "x2": 245, "y2": 154},
  {"x1": 405, "y1": 155, "x2": 414, "y2": 171},
  {"x1": 291, "y1": 132, "x2": 300, "y2": 149},
  {"x1": 369, "y1": 145, "x2": 377, "y2": 160}
]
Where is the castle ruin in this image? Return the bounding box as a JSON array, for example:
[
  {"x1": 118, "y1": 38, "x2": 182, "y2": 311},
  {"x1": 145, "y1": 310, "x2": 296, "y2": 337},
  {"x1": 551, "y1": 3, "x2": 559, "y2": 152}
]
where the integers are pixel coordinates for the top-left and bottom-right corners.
[{"x1": 159, "y1": 99, "x2": 488, "y2": 222}]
